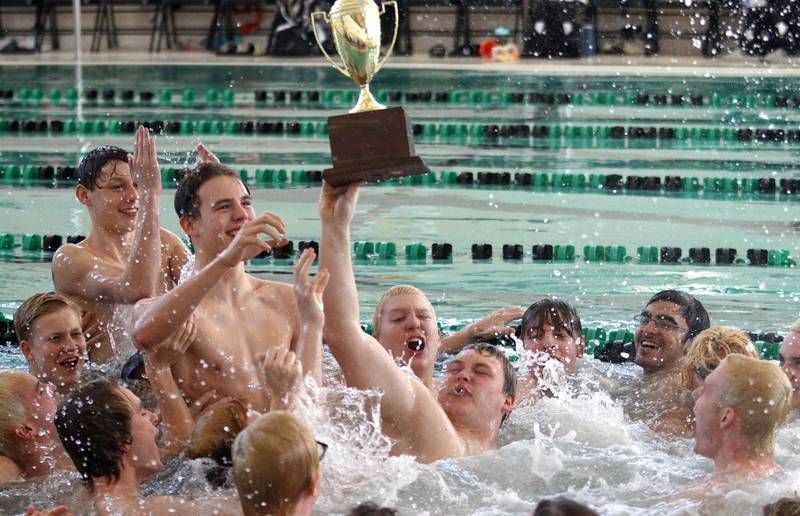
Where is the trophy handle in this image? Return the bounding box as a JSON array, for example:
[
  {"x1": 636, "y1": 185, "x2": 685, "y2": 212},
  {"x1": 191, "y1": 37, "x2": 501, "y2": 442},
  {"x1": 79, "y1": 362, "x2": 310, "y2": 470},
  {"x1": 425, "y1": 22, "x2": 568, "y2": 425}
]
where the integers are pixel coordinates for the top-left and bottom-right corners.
[
  {"x1": 375, "y1": 1, "x2": 399, "y2": 74},
  {"x1": 311, "y1": 11, "x2": 351, "y2": 79}
]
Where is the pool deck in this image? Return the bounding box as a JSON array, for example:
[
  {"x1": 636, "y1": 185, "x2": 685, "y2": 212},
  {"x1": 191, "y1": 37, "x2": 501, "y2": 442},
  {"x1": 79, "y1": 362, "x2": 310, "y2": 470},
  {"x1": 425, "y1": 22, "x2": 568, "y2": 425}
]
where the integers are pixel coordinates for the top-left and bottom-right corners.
[{"x1": 2, "y1": 50, "x2": 800, "y2": 76}]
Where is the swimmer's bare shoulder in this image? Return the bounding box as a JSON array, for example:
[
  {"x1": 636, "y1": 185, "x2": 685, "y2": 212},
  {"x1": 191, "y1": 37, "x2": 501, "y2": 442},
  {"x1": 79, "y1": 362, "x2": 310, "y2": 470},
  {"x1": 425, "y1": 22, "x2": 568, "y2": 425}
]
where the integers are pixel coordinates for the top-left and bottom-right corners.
[
  {"x1": 248, "y1": 277, "x2": 301, "y2": 333},
  {"x1": 52, "y1": 241, "x2": 115, "y2": 299}
]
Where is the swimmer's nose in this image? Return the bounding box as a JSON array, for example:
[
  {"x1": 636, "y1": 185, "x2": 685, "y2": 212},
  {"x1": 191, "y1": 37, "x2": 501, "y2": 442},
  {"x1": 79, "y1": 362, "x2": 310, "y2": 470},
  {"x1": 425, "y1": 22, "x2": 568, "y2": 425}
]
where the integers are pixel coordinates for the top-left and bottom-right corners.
[{"x1": 231, "y1": 201, "x2": 248, "y2": 221}]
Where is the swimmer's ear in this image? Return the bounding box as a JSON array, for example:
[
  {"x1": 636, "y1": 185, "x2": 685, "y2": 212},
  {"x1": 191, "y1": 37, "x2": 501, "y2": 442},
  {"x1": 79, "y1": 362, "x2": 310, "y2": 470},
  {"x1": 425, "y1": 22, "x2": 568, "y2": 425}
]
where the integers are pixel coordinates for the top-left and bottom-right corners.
[
  {"x1": 75, "y1": 184, "x2": 90, "y2": 207},
  {"x1": 306, "y1": 468, "x2": 321, "y2": 497},
  {"x1": 179, "y1": 216, "x2": 198, "y2": 238},
  {"x1": 503, "y1": 394, "x2": 517, "y2": 412},
  {"x1": 14, "y1": 423, "x2": 35, "y2": 441},
  {"x1": 576, "y1": 336, "x2": 585, "y2": 358},
  {"x1": 19, "y1": 340, "x2": 33, "y2": 363},
  {"x1": 682, "y1": 337, "x2": 695, "y2": 356},
  {"x1": 719, "y1": 406, "x2": 736, "y2": 429}
]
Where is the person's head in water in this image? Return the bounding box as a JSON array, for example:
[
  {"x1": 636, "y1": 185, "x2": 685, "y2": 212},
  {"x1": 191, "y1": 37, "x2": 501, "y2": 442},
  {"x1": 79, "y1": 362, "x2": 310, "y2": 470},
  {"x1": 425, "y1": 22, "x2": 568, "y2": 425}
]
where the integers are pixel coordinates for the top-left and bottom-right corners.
[
  {"x1": 762, "y1": 496, "x2": 800, "y2": 516},
  {"x1": 55, "y1": 376, "x2": 162, "y2": 492},
  {"x1": 15, "y1": 292, "x2": 86, "y2": 393},
  {"x1": 232, "y1": 411, "x2": 322, "y2": 516},
  {"x1": 533, "y1": 497, "x2": 599, "y2": 516},
  {"x1": 681, "y1": 326, "x2": 757, "y2": 392},
  {"x1": 438, "y1": 343, "x2": 516, "y2": 430},
  {"x1": 0, "y1": 370, "x2": 60, "y2": 478},
  {"x1": 634, "y1": 290, "x2": 710, "y2": 372},
  {"x1": 521, "y1": 299, "x2": 584, "y2": 373},
  {"x1": 187, "y1": 398, "x2": 248, "y2": 466},
  {"x1": 75, "y1": 145, "x2": 140, "y2": 235},
  {"x1": 779, "y1": 319, "x2": 800, "y2": 411},
  {"x1": 347, "y1": 502, "x2": 398, "y2": 516},
  {"x1": 371, "y1": 285, "x2": 440, "y2": 381},
  {"x1": 175, "y1": 162, "x2": 253, "y2": 255},
  {"x1": 692, "y1": 355, "x2": 791, "y2": 463}
]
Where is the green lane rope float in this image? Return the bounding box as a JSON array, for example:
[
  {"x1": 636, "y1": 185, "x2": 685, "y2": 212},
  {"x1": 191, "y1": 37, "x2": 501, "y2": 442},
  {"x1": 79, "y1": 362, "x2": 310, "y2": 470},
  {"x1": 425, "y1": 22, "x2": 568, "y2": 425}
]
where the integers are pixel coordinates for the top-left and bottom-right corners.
[
  {"x1": 2, "y1": 233, "x2": 793, "y2": 268},
  {"x1": 1, "y1": 164, "x2": 798, "y2": 203},
  {"x1": 3, "y1": 115, "x2": 800, "y2": 149},
  {"x1": 3, "y1": 87, "x2": 800, "y2": 111}
]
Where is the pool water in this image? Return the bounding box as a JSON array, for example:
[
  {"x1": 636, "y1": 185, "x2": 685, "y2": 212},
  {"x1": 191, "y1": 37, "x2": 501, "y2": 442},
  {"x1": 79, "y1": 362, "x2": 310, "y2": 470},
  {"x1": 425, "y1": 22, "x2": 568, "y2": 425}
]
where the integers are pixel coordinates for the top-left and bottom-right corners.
[{"x1": 0, "y1": 62, "x2": 799, "y2": 515}]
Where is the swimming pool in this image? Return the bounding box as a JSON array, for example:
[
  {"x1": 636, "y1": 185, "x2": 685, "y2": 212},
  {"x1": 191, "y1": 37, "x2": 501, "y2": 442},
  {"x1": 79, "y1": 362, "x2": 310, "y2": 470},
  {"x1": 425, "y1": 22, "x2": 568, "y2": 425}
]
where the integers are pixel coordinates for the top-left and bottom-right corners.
[{"x1": 0, "y1": 61, "x2": 798, "y2": 515}]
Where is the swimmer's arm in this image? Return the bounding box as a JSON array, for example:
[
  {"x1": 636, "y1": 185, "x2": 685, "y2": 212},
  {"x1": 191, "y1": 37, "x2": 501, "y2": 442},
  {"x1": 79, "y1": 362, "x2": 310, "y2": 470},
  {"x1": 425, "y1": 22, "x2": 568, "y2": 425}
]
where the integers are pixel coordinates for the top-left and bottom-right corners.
[
  {"x1": 319, "y1": 183, "x2": 417, "y2": 419},
  {"x1": 651, "y1": 407, "x2": 693, "y2": 436},
  {"x1": 161, "y1": 229, "x2": 191, "y2": 285},
  {"x1": 142, "y1": 321, "x2": 198, "y2": 455},
  {"x1": 143, "y1": 358, "x2": 194, "y2": 456},
  {"x1": 291, "y1": 248, "x2": 328, "y2": 384},
  {"x1": 439, "y1": 306, "x2": 525, "y2": 353},
  {"x1": 132, "y1": 258, "x2": 230, "y2": 350},
  {"x1": 319, "y1": 182, "x2": 363, "y2": 342}
]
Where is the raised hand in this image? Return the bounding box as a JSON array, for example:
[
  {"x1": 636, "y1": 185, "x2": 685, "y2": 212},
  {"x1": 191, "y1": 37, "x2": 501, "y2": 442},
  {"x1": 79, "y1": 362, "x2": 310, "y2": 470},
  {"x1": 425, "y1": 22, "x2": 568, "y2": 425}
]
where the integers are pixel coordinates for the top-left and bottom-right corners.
[
  {"x1": 319, "y1": 180, "x2": 361, "y2": 226},
  {"x1": 128, "y1": 125, "x2": 161, "y2": 192},
  {"x1": 217, "y1": 212, "x2": 288, "y2": 267},
  {"x1": 293, "y1": 248, "x2": 329, "y2": 330},
  {"x1": 261, "y1": 346, "x2": 303, "y2": 407},
  {"x1": 196, "y1": 143, "x2": 221, "y2": 165}
]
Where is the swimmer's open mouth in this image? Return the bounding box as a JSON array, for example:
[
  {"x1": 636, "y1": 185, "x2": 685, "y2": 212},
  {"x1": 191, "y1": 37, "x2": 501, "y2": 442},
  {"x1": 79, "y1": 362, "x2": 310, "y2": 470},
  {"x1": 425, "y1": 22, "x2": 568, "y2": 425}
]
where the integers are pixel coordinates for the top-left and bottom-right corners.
[
  {"x1": 453, "y1": 385, "x2": 471, "y2": 397},
  {"x1": 119, "y1": 207, "x2": 138, "y2": 217},
  {"x1": 58, "y1": 355, "x2": 81, "y2": 370},
  {"x1": 640, "y1": 341, "x2": 660, "y2": 350},
  {"x1": 406, "y1": 338, "x2": 425, "y2": 352}
]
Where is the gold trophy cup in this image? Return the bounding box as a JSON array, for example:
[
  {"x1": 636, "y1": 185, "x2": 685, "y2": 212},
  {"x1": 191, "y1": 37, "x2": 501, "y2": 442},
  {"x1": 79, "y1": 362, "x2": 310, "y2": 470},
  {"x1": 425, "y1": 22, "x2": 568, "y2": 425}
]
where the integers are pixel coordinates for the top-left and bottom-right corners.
[{"x1": 311, "y1": 0, "x2": 429, "y2": 186}]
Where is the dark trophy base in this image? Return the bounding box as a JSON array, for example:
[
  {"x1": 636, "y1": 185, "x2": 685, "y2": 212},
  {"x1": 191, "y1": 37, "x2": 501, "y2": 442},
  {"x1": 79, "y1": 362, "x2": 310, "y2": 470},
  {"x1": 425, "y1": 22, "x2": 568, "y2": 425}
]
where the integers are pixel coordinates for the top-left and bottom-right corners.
[{"x1": 323, "y1": 106, "x2": 430, "y2": 187}]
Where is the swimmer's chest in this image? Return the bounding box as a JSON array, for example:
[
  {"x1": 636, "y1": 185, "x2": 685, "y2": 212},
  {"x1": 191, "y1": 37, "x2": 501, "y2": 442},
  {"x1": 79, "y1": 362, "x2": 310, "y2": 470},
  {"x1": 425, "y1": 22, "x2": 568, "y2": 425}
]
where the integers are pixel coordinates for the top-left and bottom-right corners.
[{"x1": 190, "y1": 289, "x2": 296, "y2": 358}]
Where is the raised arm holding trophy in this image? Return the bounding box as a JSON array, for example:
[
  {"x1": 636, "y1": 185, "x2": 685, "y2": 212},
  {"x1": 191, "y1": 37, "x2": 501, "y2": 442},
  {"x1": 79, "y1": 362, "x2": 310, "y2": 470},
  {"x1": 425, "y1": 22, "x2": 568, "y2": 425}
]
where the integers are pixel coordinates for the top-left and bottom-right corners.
[{"x1": 312, "y1": 0, "x2": 430, "y2": 186}]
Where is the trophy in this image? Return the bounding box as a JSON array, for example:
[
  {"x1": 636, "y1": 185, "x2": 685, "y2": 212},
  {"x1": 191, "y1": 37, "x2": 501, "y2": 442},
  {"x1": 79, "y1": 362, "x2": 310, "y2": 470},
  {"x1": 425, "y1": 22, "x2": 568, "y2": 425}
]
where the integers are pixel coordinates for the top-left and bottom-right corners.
[{"x1": 312, "y1": 0, "x2": 430, "y2": 186}]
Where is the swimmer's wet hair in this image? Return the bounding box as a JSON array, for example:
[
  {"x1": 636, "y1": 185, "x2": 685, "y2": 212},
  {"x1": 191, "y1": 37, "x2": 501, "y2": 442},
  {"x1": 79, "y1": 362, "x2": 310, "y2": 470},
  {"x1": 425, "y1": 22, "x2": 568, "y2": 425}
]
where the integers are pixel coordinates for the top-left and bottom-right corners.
[
  {"x1": 791, "y1": 319, "x2": 800, "y2": 333},
  {"x1": 0, "y1": 370, "x2": 34, "y2": 470},
  {"x1": 77, "y1": 145, "x2": 129, "y2": 190},
  {"x1": 681, "y1": 326, "x2": 757, "y2": 390},
  {"x1": 347, "y1": 502, "x2": 398, "y2": 516},
  {"x1": 646, "y1": 290, "x2": 710, "y2": 341},
  {"x1": 718, "y1": 355, "x2": 792, "y2": 453},
  {"x1": 13, "y1": 292, "x2": 81, "y2": 343},
  {"x1": 174, "y1": 162, "x2": 250, "y2": 220},
  {"x1": 533, "y1": 497, "x2": 599, "y2": 516},
  {"x1": 371, "y1": 285, "x2": 433, "y2": 339},
  {"x1": 521, "y1": 299, "x2": 584, "y2": 346},
  {"x1": 55, "y1": 375, "x2": 132, "y2": 492},
  {"x1": 762, "y1": 495, "x2": 800, "y2": 516},
  {"x1": 232, "y1": 410, "x2": 319, "y2": 516},
  {"x1": 187, "y1": 398, "x2": 248, "y2": 466}
]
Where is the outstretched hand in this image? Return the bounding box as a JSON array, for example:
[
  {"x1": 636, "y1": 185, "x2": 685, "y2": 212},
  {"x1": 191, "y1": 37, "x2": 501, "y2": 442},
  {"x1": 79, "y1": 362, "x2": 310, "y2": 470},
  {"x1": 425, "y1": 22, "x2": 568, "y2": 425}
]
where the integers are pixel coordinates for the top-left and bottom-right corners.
[
  {"x1": 217, "y1": 212, "x2": 288, "y2": 267},
  {"x1": 467, "y1": 306, "x2": 526, "y2": 340},
  {"x1": 293, "y1": 248, "x2": 329, "y2": 329},
  {"x1": 319, "y1": 180, "x2": 361, "y2": 226},
  {"x1": 129, "y1": 125, "x2": 161, "y2": 192}
]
